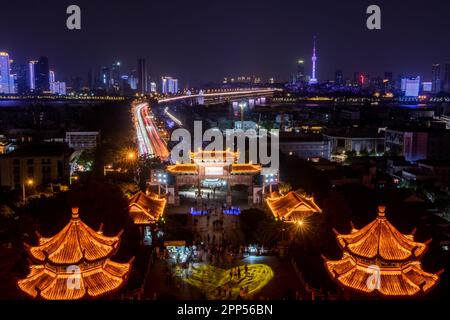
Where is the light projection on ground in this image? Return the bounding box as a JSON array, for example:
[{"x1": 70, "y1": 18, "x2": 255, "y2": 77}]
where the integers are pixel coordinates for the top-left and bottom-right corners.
[{"x1": 182, "y1": 264, "x2": 274, "y2": 300}]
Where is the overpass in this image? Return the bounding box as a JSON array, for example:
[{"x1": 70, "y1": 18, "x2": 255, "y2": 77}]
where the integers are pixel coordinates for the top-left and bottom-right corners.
[{"x1": 156, "y1": 87, "x2": 280, "y2": 104}]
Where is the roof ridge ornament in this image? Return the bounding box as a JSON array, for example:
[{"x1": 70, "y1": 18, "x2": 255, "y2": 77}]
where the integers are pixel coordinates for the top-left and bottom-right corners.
[
  {"x1": 377, "y1": 205, "x2": 386, "y2": 217},
  {"x1": 71, "y1": 207, "x2": 80, "y2": 219},
  {"x1": 98, "y1": 223, "x2": 104, "y2": 234}
]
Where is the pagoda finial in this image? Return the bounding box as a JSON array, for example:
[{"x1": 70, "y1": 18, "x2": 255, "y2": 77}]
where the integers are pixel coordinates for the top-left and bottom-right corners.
[
  {"x1": 377, "y1": 205, "x2": 386, "y2": 217},
  {"x1": 72, "y1": 207, "x2": 80, "y2": 219}
]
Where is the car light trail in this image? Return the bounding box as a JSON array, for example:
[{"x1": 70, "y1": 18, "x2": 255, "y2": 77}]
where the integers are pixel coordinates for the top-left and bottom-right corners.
[
  {"x1": 135, "y1": 102, "x2": 170, "y2": 160},
  {"x1": 164, "y1": 107, "x2": 183, "y2": 126}
]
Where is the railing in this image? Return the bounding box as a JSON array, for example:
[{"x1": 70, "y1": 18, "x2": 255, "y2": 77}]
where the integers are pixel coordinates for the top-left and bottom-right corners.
[
  {"x1": 121, "y1": 250, "x2": 155, "y2": 300},
  {"x1": 290, "y1": 258, "x2": 340, "y2": 300}
]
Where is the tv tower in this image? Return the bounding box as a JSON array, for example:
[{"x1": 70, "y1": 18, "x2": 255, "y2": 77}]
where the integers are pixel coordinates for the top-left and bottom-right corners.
[{"x1": 309, "y1": 36, "x2": 318, "y2": 85}]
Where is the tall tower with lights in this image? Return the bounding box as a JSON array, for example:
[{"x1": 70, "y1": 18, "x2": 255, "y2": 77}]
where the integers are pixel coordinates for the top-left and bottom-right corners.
[{"x1": 309, "y1": 36, "x2": 318, "y2": 85}]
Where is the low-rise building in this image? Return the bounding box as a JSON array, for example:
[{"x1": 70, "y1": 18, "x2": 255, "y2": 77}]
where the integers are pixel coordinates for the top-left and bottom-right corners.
[
  {"x1": 0, "y1": 143, "x2": 73, "y2": 190},
  {"x1": 65, "y1": 131, "x2": 100, "y2": 151},
  {"x1": 324, "y1": 127, "x2": 385, "y2": 155},
  {"x1": 385, "y1": 127, "x2": 450, "y2": 162},
  {"x1": 279, "y1": 134, "x2": 330, "y2": 160}
]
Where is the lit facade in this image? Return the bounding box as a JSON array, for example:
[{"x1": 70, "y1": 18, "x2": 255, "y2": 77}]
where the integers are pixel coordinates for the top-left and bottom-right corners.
[
  {"x1": 28, "y1": 60, "x2": 37, "y2": 91},
  {"x1": 401, "y1": 76, "x2": 420, "y2": 97},
  {"x1": 167, "y1": 150, "x2": 261, "y2": 206},
  {"x1": 50, "y1": 81, "x2": 66, "y2": 95},
  {"x1": 0, "y1": 52, "x2": 12, "y2": 94},
  {"x1": 161, "y1": 76, "x2": 178, "y2": 94}
]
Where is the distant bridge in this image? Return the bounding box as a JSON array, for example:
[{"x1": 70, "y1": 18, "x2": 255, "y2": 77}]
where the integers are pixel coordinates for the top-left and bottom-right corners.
[{"x1": 156, "y1": 87, "x2": 280, "y2": 105}]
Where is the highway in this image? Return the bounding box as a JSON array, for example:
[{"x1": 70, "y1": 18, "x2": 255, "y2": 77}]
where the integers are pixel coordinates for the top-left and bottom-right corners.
[
  {"x1": 135, "y1": 102, "x2": 170, "y2": 160},
  {"x1": 135, "y1": 88, "x2": 278, "y2": 161}
]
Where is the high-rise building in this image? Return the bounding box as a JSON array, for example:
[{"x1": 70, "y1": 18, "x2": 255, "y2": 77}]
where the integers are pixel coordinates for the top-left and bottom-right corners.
[
  {"x1": 431, "y1": 64, "x2": 441, "y2": 93},
  {"x1": 9, "y1": 74, "x2": 17, "y2": 94},
  {"x1": 111, "y1": 62, "x2": 121, "y2": 92},
  {"x1": 384, "y1": 72, "x2": 394, "y2": 92},
  {"x1": 309, "y1": 36, "x2": 318, "y2": 85},
  {"x1": 0, "y1": 52, "x2": 12, "y2": 94},
  {"x1": 16, "y1": 64, "x2": 29, "y2": 94},
  {"x1": 50, "y1": 81, "x2": 66, "y2": 95},
  {"x1": 161, "y1": 76, "x2": 178, "y2": 94},
  {"x1": 100, "y1": 67, "x2": 111, "y2": 92},
  {"x1": 444, "y1": 62, "x2": 450, "y2": 92},
  {"x1": 401, "y1": 76, "x2": 421, "y2": 97},
  {"x1": 87, "y1": 67, "x2": 95, "y2": 92},
  {"x1": 137, "y1": 59, "x2": 148, "y2": 94},
  {"x1": 150, "y1": 81, "x2": 157, "y2": 93},
  {"x1": 28, "y1": 60, "x2": 37, "y2": 92},
  {"x1": 49, "y1": 70, "x2": 55, "y2": 84},
  {"x1": 128, "y1": 70, "x2": 138, "y2": 91},
  {"x1": 422, "y1": 82, "x2": 433, "y2": 93},
  {"x1": 296, "y1": 59, "x2": 305, "y2": 84},
  {"x1": 35, "y1": 56, "x2": 50, "y2": 93},
  {"x1": 334, "y1": 70, "x2": 344, "y2": 85}
]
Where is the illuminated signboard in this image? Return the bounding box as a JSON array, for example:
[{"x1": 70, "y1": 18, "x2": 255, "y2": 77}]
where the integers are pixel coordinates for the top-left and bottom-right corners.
[{"x1": 205, "y1": 167, "x2": 223, "y2": 176}]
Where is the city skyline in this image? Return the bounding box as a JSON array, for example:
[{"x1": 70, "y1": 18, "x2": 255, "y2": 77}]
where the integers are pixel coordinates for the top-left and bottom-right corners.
[{"x1": 1, "y1": 0, "x2": 450, "y2": 86}]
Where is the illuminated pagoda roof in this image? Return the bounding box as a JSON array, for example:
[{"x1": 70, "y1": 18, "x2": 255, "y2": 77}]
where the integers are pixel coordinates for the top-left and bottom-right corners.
[
  {"x1": 25, "y1": 208, "x2": 123, "y2": 265},
  {"x1": 18, "y1": 208, "x2": 133, "y2": 300},
  {"x1": 167, "y1": 149, "x2": 261, "y2": 175},
  {"x1": 266, "y1": 191, "x2": 322, "y2": 222},
  {"x1": 18, "y1": 259, "x2": 132, "y2": 300},
  {"x1": 323, "y1": 206, "x2": 443, "y2": 297},
  {"x1": 333, "y1": 206, "x2": 428, "y2": 261},
  {"x1": 128, "y1": 191, "x2": 167, "y2": 225},
  {"x1": 167, "y1": 163, "x2": 198, "y2": 174},
  {"x1": 230, "y1": 163, "x2": 262, "y2": 174},
  {"x1": 190, "y1": 149, "x2": 238, "y2": 163}
]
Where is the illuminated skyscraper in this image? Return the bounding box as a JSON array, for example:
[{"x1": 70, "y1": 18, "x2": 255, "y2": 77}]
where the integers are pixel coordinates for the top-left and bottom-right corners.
[
  {"x1": 137, "y1": 58, "x2": 149, "y2": 94},
  {"x1": 401, "y1": 76, "x2": 421, "y2": 97},
  {"x1": 49, "y1": 70, "x2": 55, "y2": 83},
  {"x1": 28, "y1": 60, "x2": 37, "y2": 91},
  {"x1": 50, "y1": 81, "x2": 66, "y2": 95},
  {"x1": 161, "y1": 76, "x2": 178, "y2": 94},
  {"x1": 111, "y1": 62, "x2": 121, "y2": 92},
  {"x1": 431, "y1": 64, "x2": 441, "y2": 93},
  {"x1": 150, "y1": 81, "x2": 157, "y2": 93},
  {"x1": 35, "y1": 56, "x2": 50, "y2": 93},
  {"x1": 100, "y1": 67, "x2": 111, "y2": 92},
  {"x1": 309, "y1": 36, "x2": 318, "y2": 85},
  {"x1": 296, "y1": 59, "x2": 305, "y2": 84},
  {"x1": 0, "y1": 52, "x2": 12, "y2": 94}
]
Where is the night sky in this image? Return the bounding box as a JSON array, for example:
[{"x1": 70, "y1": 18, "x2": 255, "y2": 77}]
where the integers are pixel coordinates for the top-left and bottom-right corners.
[{"x1": 1, "y1": 0, "x2": 450, "y2": 86}]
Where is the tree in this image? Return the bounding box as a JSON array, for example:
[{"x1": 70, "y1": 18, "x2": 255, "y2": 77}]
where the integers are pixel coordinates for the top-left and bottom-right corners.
[
  {"x1": 240, "y1": 208, "x2": 279, "y2": 245},
  {"x1": 76, "y1": 149, "x2": 96, "y2": 171},
  {"x1": 278, "y1": 182, "x2": 292, "y2": 195}
]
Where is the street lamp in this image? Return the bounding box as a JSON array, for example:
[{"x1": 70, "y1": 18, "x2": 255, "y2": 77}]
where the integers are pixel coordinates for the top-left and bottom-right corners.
[
  {"x1": 103, "y1": 164, "x2": 113, "y2": 176},
  {"x1": 156, "y1": 173, "x2": 168, "y2": 195},
  {"x1": 127, "y1": 151, "x2": 136, "y2": 161},
  {"x1": 22, "y1": 178, "x2": 34, "y2": 204},
  {"x1": 70, "y1": 175, "x2": 79, "y2": 185}
]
